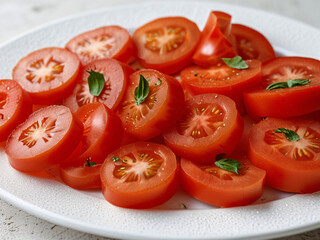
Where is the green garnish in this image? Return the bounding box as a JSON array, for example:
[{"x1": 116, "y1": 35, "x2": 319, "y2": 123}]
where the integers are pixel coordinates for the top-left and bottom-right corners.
[
  {"x1": 180, "y1": 203, "x2": 187, "y2": 209},
  {"x1": 84, "y1": 157, "x2": 97, "y2": 167},
  {"x1": 215, "y1": 158, "x2": 241, "y2": 174},
  {"x1": 275, "y1": 128, "x2": 300, "y2": 141},
  {"x1": 87, "y1": 69, "x2": 105, "y2": 96},
  {"x1": 112, "y1": 156, "x2": 120, "y2": 162},
  {"x1": 266, "y1": 79, "x2": 310, "y2": 90},
  {"x1": 134, "y1": 75, "x2": 149, "y2": 105},
  {"x1": 155, "y1": 78, "x2": 162, "y2": 86},
  {"x1": 222, "y1": 56, "x2": 248, "y2": 69}
]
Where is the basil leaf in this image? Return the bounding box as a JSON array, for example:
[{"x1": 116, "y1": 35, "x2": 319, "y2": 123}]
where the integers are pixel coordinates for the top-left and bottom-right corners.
[
  {"x1": 134, "y1": 75, "x2": 150, "y2": 105},
  {"x1": 84, "y1": 157, "x2": 97, "y2": 167},
  {"x1": 275, "y1": 128, "x2": 300, "y2": 141},
  {"x1": 266, "y1": 81, "x2": 288, "y2": 90},
  {"x1": 112, "y1": 156, "x2": 120, "y2": 162},
  {"x1": 87, "y1": 70, "x2": 105, "y2": 96},
  {"x1": 287, "y1": 79, "x2": 310, "y2": 88},
  {"x1": 222, "y1": 56, "x2": 248, "y2": 69},
  {"x1": 155, "y1": 78, "x2": 162, "y2": 86},
  {"x1": 215, "y1": 158, "x2": 241, "y2": 174}
]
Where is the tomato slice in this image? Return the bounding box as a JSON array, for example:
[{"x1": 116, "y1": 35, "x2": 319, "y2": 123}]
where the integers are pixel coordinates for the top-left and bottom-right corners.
[
  {"x1": 180, "y1": 59, "x2": 262, "y2": 114},
  {"x1": 65, "y1": 26, "x2": 134, "y2": 65},
  {"x1": 132, "y1": 17, "x2": 201, "y2": 74},
  {"x1": 63, "y1": 59, "x2": 134, "y2": 112},
  {"x1": 249, "y1": 118, "x2": 320, "y2": 193},
  {"x1": 0, "y1": 80, "x2": 32, "y2": 142},
  {"x1": 100, "y1": 142, "x2": 179, "y2": 209},
  {"x1": 180, "y1": 154, "x2": 266, "y2": 207},
  {"x1": 231, "y1": 24, "x2": 275, "y2": 63},
  {"x1": 244, "y1": 57, "x2": 320, "y2": 117},
  {"x1": 12, "y1": 47, "x2": 80, "y2": 104},
  {"x1": 213, "y1": 11, "x2": 232, "y2": 38},
  {"x1": 192, "y1": 11, "x2": 236, "y2": 67},
  {"x1": 163, "y1": 94, "x2": 244, "y2": 163},
  {"x1": 6, "y1": 105, "x2": 83, "y2": 172},
  {"x1": 116, "y1": 69, "x2": 185, "y2": 140}
]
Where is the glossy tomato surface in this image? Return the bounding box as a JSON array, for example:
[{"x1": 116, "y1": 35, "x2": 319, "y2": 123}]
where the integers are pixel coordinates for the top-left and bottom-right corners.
[{"x1": 100, "y1": 142, "x2": 179, "y2": 209}]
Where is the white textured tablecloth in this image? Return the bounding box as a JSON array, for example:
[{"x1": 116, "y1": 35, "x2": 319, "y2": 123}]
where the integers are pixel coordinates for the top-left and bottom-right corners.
[{"x1": 0, "y1": 0, "x2": 319, "y2": 239}]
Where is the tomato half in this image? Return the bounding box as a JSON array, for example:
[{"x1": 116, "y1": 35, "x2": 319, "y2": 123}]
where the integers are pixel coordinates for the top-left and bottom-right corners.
[
  {"x1": 244, "y1": 57, "x2": 320, "y2": 117},
  {"x1": 180, "y1": 155, "x2": 266, "y2": 208},
  {"x1": 12, "y1": 47, "x2": 80, "y2": 104},
  {"x1": 117, "y1": 69, "x2": 185, "y2": 140},
  {"x1": 63, "y1": 59, "x2": 134, "y2": 112},
  {"x1": 231, "y1": 24, "x2": 275, "y2": 63},
  {"x1": 192, "y1": 11, "x2": 236, "y2": 67},
  {"x1": 65, "y1": 26, "x2": 134, "y2": 65},
  {"x1": 100, "y1": 142, "x2": 179, "y2": 209},
  {"x1": 163, "y1": 94, "x2": 244, "y2": 163},
  {"x1": 0, "y1": 80, "x2": 32, "y2": 142},
  {"x1": 132, "y1": 17, "x2": 201, "y2": 74},
  {"x1": 6, "y1": 105, "x2": 83, "y2": 172},
  {"x1": 248, "y1": 118, "x2": 320, "y2": 193}
]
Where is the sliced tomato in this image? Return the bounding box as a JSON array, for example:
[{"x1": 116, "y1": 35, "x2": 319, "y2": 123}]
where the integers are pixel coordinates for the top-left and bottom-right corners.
[
  {"x1": 65, "y1": 26, "x2": 134, "y2": 65},
  {"x1": 180, "y1": 59, "x2": 262, "y2": 114},
  {"x1": 244, "y1": 57, "x2": 320, "y2": 117},
  {"x1": 12, "y1": 47, "x2": 80, "y2": 104},
  {"x1": 231, "y1": 24, "x2": 275, "y2": 63},
  {"x1": 192, "y1": 11, "x2": 236, "y2": 67},
  {"x1": 163, "y1": 94, "x2": 244, "y2": 163},
  {"x1": 63, "y1": 59, "x2": 134, "y2": 112},
  {"x1": 249, "y1": 118, "x2": 320, "y2": 193},
  {"x1": 132, "y1": 17, "x2": 201, "y2": 74},
  {"x1": 0, "y1": 80, "x2": 32, "y2": 142},
  {"x1": 6, "y1": 105, "x2": 83, "y2": 172},
  {"x1": 213, "y1": 11, "x2": 232, "y2": 38},
  {"x1": 180, "y1": 154, "x2": 266, "y2": 208},
  {"x1": 116, "y1": 69, "x2": 185, "y2": 140},
  {"x1": 100, "y1": 142, "x2": 179, "y2": 209}
]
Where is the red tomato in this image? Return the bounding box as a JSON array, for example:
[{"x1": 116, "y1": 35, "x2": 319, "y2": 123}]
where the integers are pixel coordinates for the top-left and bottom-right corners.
[
  {"x1": 180, "y1": 154, "x2": 266, "y2": 208},
  {"x1": 74, "y1": 102, "x2": 123, "y2": 164},
  {"x1": 117, "y1": 69, "x2": 185, "y2": 140},
  {"x1": 231, "y1": 24, "x2": 275, "y2": 63},
  {"x1": 6, "y1": 105, "x2": 83, "y2": 172},
  {"x1": 0, "y1": 80, "x2": 32, "y2": 142},
  {"x1": 63, "y1": 59, "x2": 134, "y2": 112},
  {"x1": 65, "y1": 26, "x2": 134, "y2": 65},
  {"x1": 132, "y1": 17, "x2": 201, "y2": 74},
  {"x1": 12, "y1": 47, "x2": 80, "y2": 104},
  {"x1": 163, "y1": 94, "x2": 244, "y2": 163},
  {"x1": 180, "y1": 59, "x2": 261, "y2": 114},
  {"x1": 244, "y1": 57, "x2": 320, "y2": 117},
  {"x1": 100, "y1": 142, "x2": 179, "y2": 209},
  {"x1": 213, "y1": 11, "x2": 232, "y2": 37},
  {"x1": 249, "y1": 118, "x2": 320, "y2": 193},
  {"x1": 192, "y1": 11, "x2": 236, "y2": 67}
]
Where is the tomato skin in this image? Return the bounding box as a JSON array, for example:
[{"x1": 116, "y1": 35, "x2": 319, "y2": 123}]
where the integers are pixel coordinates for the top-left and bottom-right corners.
[
  {"x1": 133, "y1": 17, "x2": 201, "y2": 74},
  {"x1": 12, "y1": 47, "x2": 81, "y2": 105},
  {"x1": 100, "y1": 142, "x2": 179, "y2": 209},
  {"x1": 0, "y1": 80, "x2": 33, "y2": 142},
  {"x1": 180, "y1": 156, "x2": 266, "y2": 208},
  {"x1": 248, "y1": 118, "x2": 320, "y2": 193},
  {"x1": 6, "y1": 105, "x2": 83, "y2": 172},
  {"x1": 213, "y1": 11, "x2": 232, "y2": 38},
  {"x1": 192, "y1": 11, "x2": 236, "y2": 67},
  {"x1": 244, "y1": 57, "x2": 320, "y2": 117}
]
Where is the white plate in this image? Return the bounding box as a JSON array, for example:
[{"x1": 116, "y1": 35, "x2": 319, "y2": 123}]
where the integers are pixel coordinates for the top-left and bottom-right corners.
[{"x1": 0, "y1": 1, "x2": 320, "y2": 239}]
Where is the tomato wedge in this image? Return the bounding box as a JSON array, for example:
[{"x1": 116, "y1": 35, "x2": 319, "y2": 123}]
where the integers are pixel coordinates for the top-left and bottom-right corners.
[
  {"x1": 180, "y1": 155, "x2": 266, "y2": 207},
  {"x1": 231, "y1": 24, "x2": 275, "y2": 63},
  {"x1": 213, "y1": 11, "x2": 232, "y2": 38},
  {"x1": 6, "y1": 105, "x2": 83, "y2": 172},
  {"x1": 163, "y1": 94, "x2": 244, "y2": 163},
  {"x1": 244, "y1": 57, "x2": 320, "y2": 117},
  {"x1": 0, "y1": 80, "x2": 32, "y2": 142},
  {"x1": 132, "y1": 17, "x2": 201, "y2": 74},
  {"x1": 249, "y1": 118, "x2": 320, "y2": 193},
  {"x1": 65, "y1": 26, "x2": 134, "y2": 65},
  {"x1": 117, "y1": 69, "x2": 185, "y2": 140},
  {"x1": 63, "y1": 59, "x2": 134, "y2": 112},
  {"x1": 100, "y1": 142, "x2": 179, "y2": 209},
  {"x1": 192, "y1": 11, "x2": 236, "y2": 67},
  {"x1": 12, "y1": 47, "x2": 80, "y2": 104}
]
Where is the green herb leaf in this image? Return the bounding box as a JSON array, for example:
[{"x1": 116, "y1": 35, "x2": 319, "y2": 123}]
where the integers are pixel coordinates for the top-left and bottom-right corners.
[
  {"x1": 287, "y1": 79, "x2": 310, "y2": 88},
  {"x1": 134, "y1": 75, "x2": 150, "y2": 105},
  {"x1": 275, "y1": 128, "x2": 300, "y2": 141},
  {"x1": 155, "y1": 78, "x2": 162, "y2": 86},
  {"x1": 222, "y1": 56, "x2": 248, "y2": 69},
  {"x1": 112, "y1": 156, "x2": 120, "y2": 162},
  {"x1": 266, "y1": 81, "x2": 289, "y2": 90},
  {"x1": 215, "y1": 158, "x2": 241, "y2": 174},
  {"x1": 84, "y1": 157, "x2": 97, "y2": 167},
  {"x1": 87, "y1": 70, "x2": 105, "y2": 96}
]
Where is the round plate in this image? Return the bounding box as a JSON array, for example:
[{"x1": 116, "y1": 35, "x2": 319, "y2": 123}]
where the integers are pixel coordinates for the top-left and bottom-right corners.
[{"x1": 0, "y1": 1, "x2": 320, "y2": 239}]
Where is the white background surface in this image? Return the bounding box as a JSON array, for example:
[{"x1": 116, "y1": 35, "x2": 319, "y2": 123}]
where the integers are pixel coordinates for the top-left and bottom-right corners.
[{"x1": 0, "y1": 0, "x2": 319, "y2": 239}]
